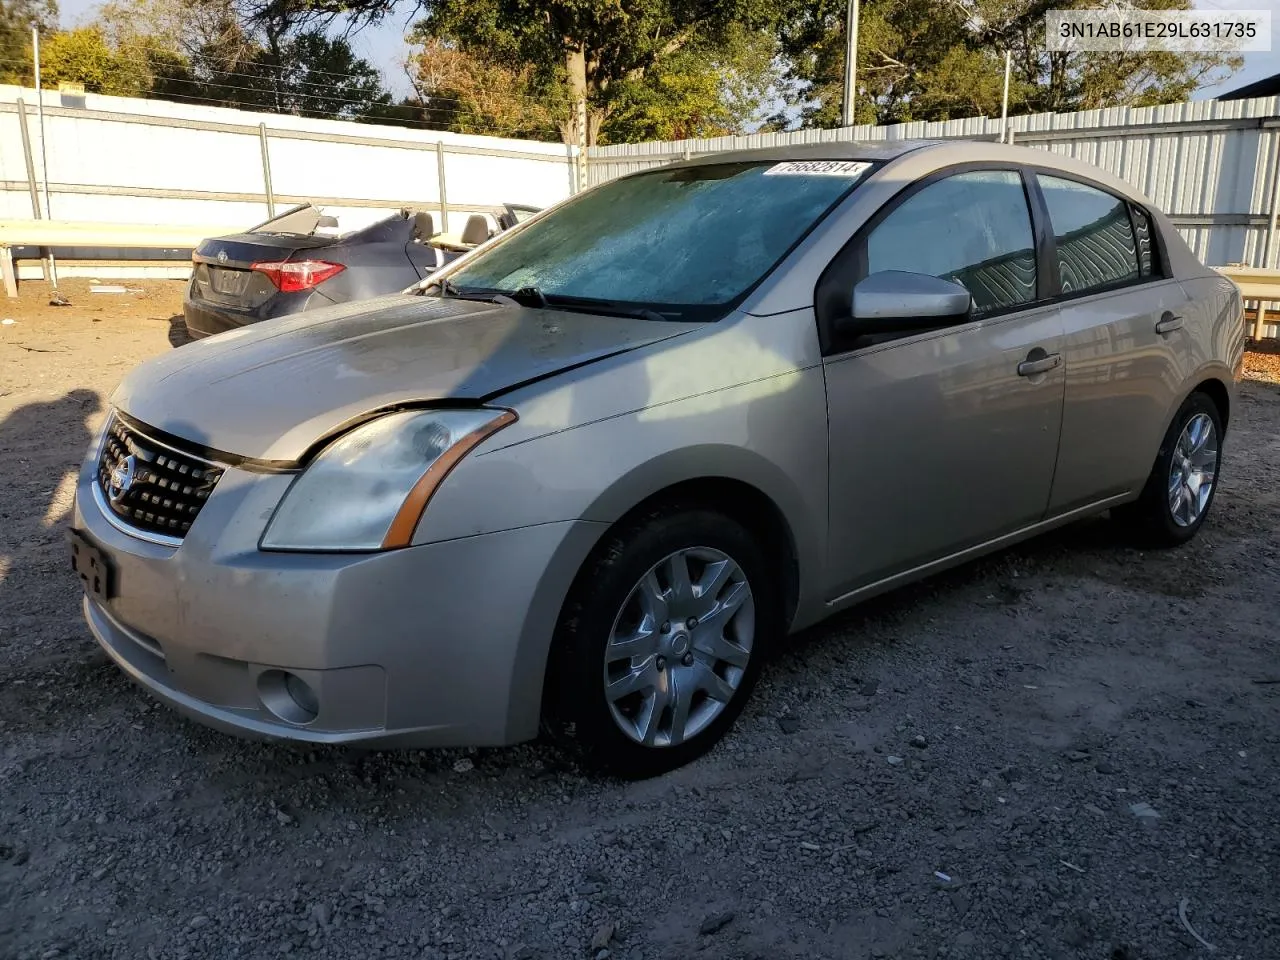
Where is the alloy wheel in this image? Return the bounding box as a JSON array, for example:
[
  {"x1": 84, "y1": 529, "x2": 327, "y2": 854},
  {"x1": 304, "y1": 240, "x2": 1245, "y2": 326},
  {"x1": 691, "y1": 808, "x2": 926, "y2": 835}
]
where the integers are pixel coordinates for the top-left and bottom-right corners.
[
  {"x1": 603, "y1": 547, "x2": 755, "y2": 748},
  {"x1": 1167, "y1": 412, "x2": 1218, "y2": 528}
]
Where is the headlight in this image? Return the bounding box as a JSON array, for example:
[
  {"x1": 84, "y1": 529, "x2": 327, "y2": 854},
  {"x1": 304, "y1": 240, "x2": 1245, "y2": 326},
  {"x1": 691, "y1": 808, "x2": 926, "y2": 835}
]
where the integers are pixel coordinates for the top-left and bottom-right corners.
[{"x1": 260, "y1": 407, "x2": 516, "y2": 552}]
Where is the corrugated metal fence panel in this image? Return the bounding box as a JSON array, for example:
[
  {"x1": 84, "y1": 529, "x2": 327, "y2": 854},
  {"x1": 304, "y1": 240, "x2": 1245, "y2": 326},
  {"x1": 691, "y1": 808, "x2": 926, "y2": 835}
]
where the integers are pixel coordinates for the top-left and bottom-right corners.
[{"x1": 587, "y1": 97, "x2": 1280, "y2": 269}]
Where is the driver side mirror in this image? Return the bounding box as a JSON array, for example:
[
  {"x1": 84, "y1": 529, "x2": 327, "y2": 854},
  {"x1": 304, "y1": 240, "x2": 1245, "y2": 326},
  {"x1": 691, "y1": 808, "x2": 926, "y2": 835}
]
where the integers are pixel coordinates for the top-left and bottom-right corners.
[{"x1": 836, "y1": 270, "x2": 973, "y2": 337}]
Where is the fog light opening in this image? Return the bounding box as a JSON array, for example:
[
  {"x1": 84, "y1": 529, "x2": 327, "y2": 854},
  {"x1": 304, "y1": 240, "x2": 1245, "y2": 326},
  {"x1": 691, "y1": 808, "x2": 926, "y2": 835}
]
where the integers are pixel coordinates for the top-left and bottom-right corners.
[{"x1": 257, "y1": 669, "x2": 319, "y2": 725}]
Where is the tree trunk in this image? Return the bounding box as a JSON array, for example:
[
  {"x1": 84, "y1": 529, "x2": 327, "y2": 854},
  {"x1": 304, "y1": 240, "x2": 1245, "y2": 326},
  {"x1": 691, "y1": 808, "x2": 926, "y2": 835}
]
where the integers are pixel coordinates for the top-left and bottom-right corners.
[{"x1": 559, "y1": 44, "x2": 603, "y2": 148}]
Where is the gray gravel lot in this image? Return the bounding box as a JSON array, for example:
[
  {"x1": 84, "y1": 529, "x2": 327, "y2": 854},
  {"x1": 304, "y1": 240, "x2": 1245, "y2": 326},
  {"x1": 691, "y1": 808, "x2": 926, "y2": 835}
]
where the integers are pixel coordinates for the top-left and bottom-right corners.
[{"x1": 3, "y1": 282, "x2": 1280, "y2": 960}]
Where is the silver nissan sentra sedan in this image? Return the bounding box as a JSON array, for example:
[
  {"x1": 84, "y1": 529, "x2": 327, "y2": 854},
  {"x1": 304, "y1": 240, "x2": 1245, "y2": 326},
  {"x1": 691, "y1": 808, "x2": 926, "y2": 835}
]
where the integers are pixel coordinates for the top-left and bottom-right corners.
[{"x1": 70, "y1": 140, "x2": 1244, "y2": 777}]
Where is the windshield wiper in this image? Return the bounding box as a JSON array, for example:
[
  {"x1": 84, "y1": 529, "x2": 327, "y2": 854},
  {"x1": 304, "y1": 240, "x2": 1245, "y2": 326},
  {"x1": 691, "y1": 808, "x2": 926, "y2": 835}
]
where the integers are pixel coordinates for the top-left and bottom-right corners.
[
  {"x1": 445, "y1": 283, "x2": 683, "y2": 322},
  {"x1": 427, "y1": 277, "x2": 499, "y2": 303},
  {"x1": 536, "y1": 292, "x2": 677, "y2": 323},
  {"x1": 513, "y1": 286, "x2": 548, "y2": 308}
]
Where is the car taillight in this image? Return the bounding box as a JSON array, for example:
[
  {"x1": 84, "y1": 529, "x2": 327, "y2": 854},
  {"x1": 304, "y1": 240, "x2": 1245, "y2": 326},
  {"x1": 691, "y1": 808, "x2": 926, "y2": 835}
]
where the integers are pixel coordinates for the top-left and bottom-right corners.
[{"x1": 251, "y1": 259, "x2": 345, "y2": 293}]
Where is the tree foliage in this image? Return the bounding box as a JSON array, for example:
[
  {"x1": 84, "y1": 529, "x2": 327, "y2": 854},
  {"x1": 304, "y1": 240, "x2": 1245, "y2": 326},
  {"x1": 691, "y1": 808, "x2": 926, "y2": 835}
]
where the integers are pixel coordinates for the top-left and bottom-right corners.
[
  {"x1": 197, "y1": 29, "x2": 389, "y2": 118},
  {"x1": 407, "y1": 0, "x2": 785, "y2": 145},
  {"x1": 38, "y1": 26, "x2": 153, "y2": 95},
  {"x1": 774, "y1": 0, "x2": 1240, "y2": 127},
  {"x1": 0, "y1": 0, "x2": 57, "y2": 84},
  {"x1": 2, "y1": 0, "x2": 1249, "y2": 140},
  {"x1": 406, "y1": 37, "x2": 565, "y2": 139},
  {"x1": 600, "y1": 26, "x2": 779, "y2": 142},
  {"x1": 403, "y1": 20, "x2": 779, "y2": 143},
  {"x1": 3, "y1": 0, "x2": 392, "y2": 119},
  {"x1": 982, "y1": 0, "x2": 1239, "y2": 113}
]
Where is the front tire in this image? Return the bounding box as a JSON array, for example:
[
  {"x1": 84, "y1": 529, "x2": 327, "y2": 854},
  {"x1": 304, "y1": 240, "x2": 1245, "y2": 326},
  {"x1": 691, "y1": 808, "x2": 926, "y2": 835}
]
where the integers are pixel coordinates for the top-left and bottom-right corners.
[
  {"x1": 1115, "y1": 392, "x2": 1223, "y2": 547},
  {"x1": 546, "y1": 506, "x2": 779, "y2": 778}
]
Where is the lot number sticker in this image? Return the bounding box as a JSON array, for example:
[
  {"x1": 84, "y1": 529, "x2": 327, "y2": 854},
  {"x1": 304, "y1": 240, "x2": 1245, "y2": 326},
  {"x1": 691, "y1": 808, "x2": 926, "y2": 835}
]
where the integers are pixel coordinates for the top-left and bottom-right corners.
[{"x1": 764, "y1": 160, "x2": 873, "y2": 177}]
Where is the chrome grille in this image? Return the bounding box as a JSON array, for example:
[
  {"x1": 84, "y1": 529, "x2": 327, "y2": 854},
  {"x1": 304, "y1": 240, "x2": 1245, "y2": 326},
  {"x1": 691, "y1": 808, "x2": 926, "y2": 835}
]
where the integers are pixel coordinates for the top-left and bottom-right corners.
[{"x1": 96, "y1": 416, "x2": 224, "y2": 540}]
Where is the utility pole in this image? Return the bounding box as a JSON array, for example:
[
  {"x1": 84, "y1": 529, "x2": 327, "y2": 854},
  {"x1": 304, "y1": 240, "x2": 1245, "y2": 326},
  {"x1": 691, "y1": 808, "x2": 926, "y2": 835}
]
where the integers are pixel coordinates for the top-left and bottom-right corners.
[
  {"x1": 32, "y1": 26, "x2": 64, "y2": 302},
  {"x1": 841, "y1": 0, "x2": 860, "y2": 128},
  {"x1": 1000, "y1": 50, "x2": 1012, "y2": 143},
  {"x1": 576, "y1": 96, "x2": 588, "y2": 192}
]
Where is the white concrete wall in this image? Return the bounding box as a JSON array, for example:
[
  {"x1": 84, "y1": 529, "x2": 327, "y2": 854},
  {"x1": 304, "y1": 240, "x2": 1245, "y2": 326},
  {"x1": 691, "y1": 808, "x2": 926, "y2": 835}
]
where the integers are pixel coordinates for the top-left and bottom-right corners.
[{"x1": 0, "y1": 85, "x2": 577, "y2": 238}]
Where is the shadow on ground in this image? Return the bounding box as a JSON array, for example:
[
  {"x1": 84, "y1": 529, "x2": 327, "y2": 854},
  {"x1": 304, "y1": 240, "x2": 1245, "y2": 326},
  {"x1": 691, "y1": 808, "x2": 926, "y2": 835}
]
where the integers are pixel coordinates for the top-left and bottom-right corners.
[{"x1": 167, "y1": 315, "x2": 193, "y2": 348}]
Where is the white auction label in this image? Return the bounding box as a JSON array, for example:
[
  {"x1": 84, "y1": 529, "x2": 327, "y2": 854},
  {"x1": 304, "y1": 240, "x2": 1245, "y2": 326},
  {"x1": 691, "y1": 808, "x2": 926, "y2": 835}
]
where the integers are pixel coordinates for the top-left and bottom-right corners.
[
  {"x1": 764, "y1": 160, "x2": 874, "y2": 178},
  {"x1": 1046, "y1": 9, "x2": 1272, "y2": 53}
]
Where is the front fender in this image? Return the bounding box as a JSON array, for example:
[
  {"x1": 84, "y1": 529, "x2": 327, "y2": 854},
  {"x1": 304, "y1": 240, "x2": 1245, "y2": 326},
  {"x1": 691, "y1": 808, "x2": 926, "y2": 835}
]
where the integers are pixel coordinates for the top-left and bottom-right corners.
[{"x1": 416, "y1": 367, "x2": 832, "y2": 623}]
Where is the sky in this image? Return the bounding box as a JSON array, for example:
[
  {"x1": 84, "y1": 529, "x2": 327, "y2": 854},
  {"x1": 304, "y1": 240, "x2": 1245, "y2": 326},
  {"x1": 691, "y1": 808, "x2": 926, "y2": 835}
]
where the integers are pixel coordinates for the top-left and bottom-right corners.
[{"x1": 55, "y1": 0, "x2": 1278, "y2": 105}]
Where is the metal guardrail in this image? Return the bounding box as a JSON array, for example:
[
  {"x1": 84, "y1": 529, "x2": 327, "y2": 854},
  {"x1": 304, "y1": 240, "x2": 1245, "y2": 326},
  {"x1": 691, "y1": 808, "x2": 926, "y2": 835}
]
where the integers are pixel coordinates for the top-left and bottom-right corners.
[
  {"x1": 0, "y1": 219, "x2": 223, "y2": 296},
  {"x1": 1214, "y1": 266, "x2": 1280, "y2": 340},
  {"x1": 1215, "y1": 265, "x2": 1280, "y2": 299}
]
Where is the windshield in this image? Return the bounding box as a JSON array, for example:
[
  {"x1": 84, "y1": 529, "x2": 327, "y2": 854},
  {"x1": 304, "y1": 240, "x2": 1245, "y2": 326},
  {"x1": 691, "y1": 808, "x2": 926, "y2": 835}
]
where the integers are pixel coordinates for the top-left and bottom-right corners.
[{"x1": 445, "y1": 159, "x2": 878, "y2": 320}]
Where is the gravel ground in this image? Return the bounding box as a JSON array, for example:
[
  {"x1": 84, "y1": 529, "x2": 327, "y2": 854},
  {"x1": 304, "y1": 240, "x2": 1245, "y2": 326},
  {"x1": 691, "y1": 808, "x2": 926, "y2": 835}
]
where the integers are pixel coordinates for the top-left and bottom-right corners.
[{"x1": 3, "y1": 281, "x2": 1280, "y2": 960}]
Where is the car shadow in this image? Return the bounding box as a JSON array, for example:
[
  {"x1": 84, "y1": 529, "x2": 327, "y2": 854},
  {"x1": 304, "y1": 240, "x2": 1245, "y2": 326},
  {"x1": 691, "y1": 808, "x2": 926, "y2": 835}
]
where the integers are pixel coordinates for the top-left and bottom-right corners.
[
  {"x1": 0, "y1": 387, "x2": 103, "y2": 622},
  {"x1": 167, "y1": 515, "x2": 1142, "y2": 791},
  {"x1": 779, "y1": 512, "x2": 1134, "y2": 665}
]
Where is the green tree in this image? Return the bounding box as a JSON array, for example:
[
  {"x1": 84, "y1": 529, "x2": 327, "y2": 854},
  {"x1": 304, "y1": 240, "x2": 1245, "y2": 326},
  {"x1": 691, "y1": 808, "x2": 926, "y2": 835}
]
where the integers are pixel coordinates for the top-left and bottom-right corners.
[
  {"x1": 402, "y1": 0, "x2": 786, "y2": 145},
  {"x1": 38, "y1": 26, "x2": 155, "y2": 95},
  {"x1": 406, "y1": 38, "x2": 564, "y2": 139},
  {"x1": 774, "y1": 0, "x2": 1240, "y2": 128},
  {"x1": 775, "y1": 0, "x2": 979, "y2": 126},
  {"x1": 95, "y1": 0, "x2": 394, "y2": 119},
  {"x1": 198, "y1": 29, "x2": 389, "y2": 118},
  {"x1": 602, "y1": 26, "x2": 780, "y2": 141},
  {"x1": 0, "y1": 0, "x2": 57, "y2": 84},
  {"x1": 978, "y1": 0, "x2": 1239, "y2": 113}
]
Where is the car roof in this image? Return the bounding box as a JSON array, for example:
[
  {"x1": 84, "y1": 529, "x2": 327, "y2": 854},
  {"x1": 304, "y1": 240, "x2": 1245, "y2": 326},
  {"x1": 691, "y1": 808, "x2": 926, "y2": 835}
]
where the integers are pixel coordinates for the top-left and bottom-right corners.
[
  {"x1": 660, "y1": 138, "x2": 1152, "y2": 207},
  {"x1": 672, "y1": 139, "x2": 946, "y2": 167}
]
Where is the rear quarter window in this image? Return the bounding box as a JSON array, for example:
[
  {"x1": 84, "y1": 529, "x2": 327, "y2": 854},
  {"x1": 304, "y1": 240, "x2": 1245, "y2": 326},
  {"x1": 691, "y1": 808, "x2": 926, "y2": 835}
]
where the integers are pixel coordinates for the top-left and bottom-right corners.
[{"x1": 1130, "y1": 204, "x2": 1159, "y2": 278}]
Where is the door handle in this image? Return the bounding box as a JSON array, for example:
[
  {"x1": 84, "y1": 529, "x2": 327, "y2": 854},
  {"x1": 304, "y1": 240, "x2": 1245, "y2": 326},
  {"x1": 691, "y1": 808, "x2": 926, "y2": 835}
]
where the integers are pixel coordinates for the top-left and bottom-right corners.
[
  {"x1": 1155, "y1": 312, "x2": 1183, "y2": 335},
  {"x1": 1017, "y1": 352, "x2": 1062, "y2": 377}
]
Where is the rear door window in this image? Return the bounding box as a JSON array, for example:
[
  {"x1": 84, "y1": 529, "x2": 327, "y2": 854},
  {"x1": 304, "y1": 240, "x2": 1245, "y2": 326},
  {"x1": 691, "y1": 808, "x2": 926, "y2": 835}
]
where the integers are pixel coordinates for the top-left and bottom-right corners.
[{"x1": 1038, "y1": 175, "x2": 1140, "y2": 294}]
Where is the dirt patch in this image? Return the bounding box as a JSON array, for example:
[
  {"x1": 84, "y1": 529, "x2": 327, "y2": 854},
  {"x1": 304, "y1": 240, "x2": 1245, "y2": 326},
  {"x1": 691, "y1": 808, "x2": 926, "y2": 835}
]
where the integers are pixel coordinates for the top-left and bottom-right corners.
[
  {"x1": 2, "y1": 285, "x2": 1279, "y2": 960},
  {"x1": 1244, "y1": 337, "x2": 1280, "y2": 386}
]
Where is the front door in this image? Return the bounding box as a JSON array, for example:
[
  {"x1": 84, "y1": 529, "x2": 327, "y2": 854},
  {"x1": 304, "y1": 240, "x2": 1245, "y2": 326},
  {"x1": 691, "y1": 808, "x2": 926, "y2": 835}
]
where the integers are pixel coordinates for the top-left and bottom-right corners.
[{"x1": 820, "y1": 169, "x2": 1066, "y2": 599}]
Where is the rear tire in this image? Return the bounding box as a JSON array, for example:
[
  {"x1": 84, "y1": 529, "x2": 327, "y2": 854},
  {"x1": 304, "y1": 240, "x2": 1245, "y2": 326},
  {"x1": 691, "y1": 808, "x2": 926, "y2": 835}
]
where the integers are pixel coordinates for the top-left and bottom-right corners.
[
  {"x1": 545, "y1": 505, "x2": 779, "y2": 779},
  {"x1": 1114, "y1": 392, "x2": 1223, "y2": 547}
]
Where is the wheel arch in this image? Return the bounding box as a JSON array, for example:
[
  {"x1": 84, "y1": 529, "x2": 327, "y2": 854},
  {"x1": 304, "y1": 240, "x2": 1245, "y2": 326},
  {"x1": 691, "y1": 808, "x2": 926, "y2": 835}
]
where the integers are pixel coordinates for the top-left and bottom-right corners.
[
  {"x1": 1191, "y1": 376, "x2": 1231, "y2": 430},
  {"x1": 1153, "y1": 366, "x2": 1235, "y2": 455},
  {"x1": 533, "y1": 466, "x2": 810, "y2": 761},
  {"x1": 585, "y1": 475, "x2": 802, "y2": 632},
  {"x1": 532, "y1": 447, "x2": 819, "y2": 715},
  {"x1": 573, "y1": 443, "x2": 825, "y2": 633}
]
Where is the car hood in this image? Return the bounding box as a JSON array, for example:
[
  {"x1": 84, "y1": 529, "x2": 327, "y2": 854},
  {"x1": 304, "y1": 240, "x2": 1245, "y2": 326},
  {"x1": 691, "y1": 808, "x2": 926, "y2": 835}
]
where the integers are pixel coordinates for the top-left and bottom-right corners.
[{"x1": 113, "y1": 295, "x2": 701, "y2": 463}]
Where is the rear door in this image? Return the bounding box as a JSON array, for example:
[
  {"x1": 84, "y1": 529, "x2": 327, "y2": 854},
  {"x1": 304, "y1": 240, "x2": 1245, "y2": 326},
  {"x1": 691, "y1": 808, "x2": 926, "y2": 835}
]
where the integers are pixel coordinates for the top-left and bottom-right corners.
[
  {"x1": 820, "y1": 168, "x2": 1067, "y2": 598},
  {"x1": 1033, "y1": 174, "x2": 1192, "y2": 512}
]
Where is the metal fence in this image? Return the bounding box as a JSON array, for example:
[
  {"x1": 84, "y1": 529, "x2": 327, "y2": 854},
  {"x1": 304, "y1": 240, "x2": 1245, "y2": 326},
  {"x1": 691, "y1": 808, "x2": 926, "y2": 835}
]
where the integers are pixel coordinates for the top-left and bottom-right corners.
[
  {"x1": 0, "y1": 83, "x2": 578, "y2": 277},
  {"x1": 587, "y1": 96, "x2": 1280, "y2": 276}
]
